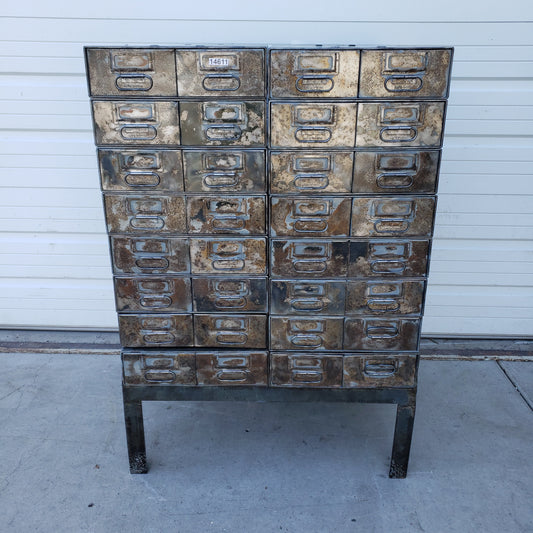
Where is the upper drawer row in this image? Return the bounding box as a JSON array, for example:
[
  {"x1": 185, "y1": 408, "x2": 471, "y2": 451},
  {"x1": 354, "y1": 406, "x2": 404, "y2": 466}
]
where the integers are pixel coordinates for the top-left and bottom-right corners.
[{"x1": 86, "y1": 48, "x2": 452, "y2": 99}]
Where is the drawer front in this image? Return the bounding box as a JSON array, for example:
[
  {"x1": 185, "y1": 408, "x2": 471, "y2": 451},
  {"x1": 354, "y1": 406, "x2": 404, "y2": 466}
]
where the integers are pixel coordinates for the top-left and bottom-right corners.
[
  {"x1": 270, "y1": 317, "x2": 344, "y2": 351},
  {"x1": 176, "y1": 48, "x2": 265, "y2": 97},
  {"x1": 194, "y1": 314, "x2": 267, "y2": 349},
  {"x1": 114, "y1": 277, "x2": 192, "y2": 313},
  {"x1": 269, "y1": 49, "x2": 359, "y2": 98},
  {"x1": 183, "y1": 150, "x2": 265, "y2": 193},
  {"x1": 196, "y1": 351, "x2": 268, "y2": 386},
  {"x1": 345, "y1": 280, "x2": 425, "y2": 316},
  {"x1": 344, "y1": 317, "x2": 420, "y2": 351},
  {"x1": 192, "y1": 277, "x2": 268, "y2": 313},
  {"x1": 271, "y1": 240, "x2": 349, "y2": 278},
  {"x1": 351, "y1": 197, "x2": 435, "y2": 237},
  {"x1": 359, "y1": 49, "x2": 452, "y2": 99},
  {"x1": 348, "y1": 240, "x2": 429, "y2": 278},
  {"x1": 86, "y1": 48, "x2": 177, "y2": 97},
  {"x1": 270, "y1": 197, "x2": 351, "y2": 237},
  {"x1": 190, "y1": 238, "x2": 267, "y2": 274},
  {"x1": 103, "y1": 194, "x2": 186, "y2": 234},
  {"x1": 187, "y1": 196, "x2": 266, "y2": 235},
  {"x1": 270, "y1": 353, "x2": 343, "y2": 388},
  {"x1": 343, "y1": 354, "x2": 417, "y2": 388},
  {"x1": 99, "y1": 149, "x2": 184, "y2": 193},
  {"x1": 92, "y1": 101, "x2": 180, "y2": 145},
  {"x1": 269, "y1": 151, "x2": 353, "y2": 194},
  {"x1": 122, "y1": 350, "x2": 196, "y2": 385},
  {"x1": 356, "y1": 102, "x2": 445, "y2": 148},
  {"x1": 119, "y1": 314, "x2": 194, "y2": 347},
  {"x1": 353, "y1": 150, "x2": 439, "y2": 194},
  {"x1": 270, "y1": 280, "x2": 345, "y2": 316},
  {"x1": 110, "y1": 237, "x2": 190, "y2": 275},
  {"x1": 180, "y1": 101, "x2": 265, "y2": 146},
  {"x1": 270, "y1": 102, "x2": 357, "y2": 149}
]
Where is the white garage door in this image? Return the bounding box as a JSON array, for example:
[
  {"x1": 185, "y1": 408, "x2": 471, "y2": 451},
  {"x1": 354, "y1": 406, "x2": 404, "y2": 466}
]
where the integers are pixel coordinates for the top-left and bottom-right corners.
[{"x1": 1, "y1": 2, "x2": 532, "y2": 336}]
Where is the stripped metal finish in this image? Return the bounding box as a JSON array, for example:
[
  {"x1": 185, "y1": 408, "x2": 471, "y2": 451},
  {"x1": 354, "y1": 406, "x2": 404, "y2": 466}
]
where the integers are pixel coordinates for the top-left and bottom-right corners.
[{"x1": 86, "y1": 45, "x2": 452, "y2": 478}]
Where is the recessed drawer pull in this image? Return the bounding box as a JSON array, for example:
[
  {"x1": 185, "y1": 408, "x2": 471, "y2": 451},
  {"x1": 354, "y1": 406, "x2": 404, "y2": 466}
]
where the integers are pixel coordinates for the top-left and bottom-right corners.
[
  {"x1": 384, "y1": 75, "x2": 423, "y2": 92},
  {"x1": 215, "y1": 333, "x2": 248, "y2": 344},
  {"x1": 139, "y1": 296, "x2": 172, "y2": 308},
  {"x1": 296, "y1": 75, "x2": 334, "y2": 93},
  {"x1": 291, "y1": 370, "x2": 323, "y2": 383},
  {"x1": 293, "y1": 174, "x2": 329, "y2": 190},
  {"x1": 134, "y1": 257, "x2": 169, "y2": 270},
  {"x1": 212, "y1": 259, "x2": 245, "y2": 271},
  {"x1": 376, "y1": 173, "x2": 414, "y2": 189},
  {"x1": 374, "y1": 219, "x2": 410, "y2": 234},
  {"x1": 380, "y1": 126, "x2": 417, "y2": 143},
  {"x1": 366, "y1": 325, "x2": 400, "y2": 339},
  {"x1": 202, "y1": 75, "x2": 241, "y2": 92},
  {"x1": 142, "y1": 332, "x2": 175, "y2": 344},
  {"x1": 293, "y1": 260, "x2": 327, "y2": 273},
  {"x1": 290, "y1": 334, "x2": 323, "y2": 347},
  {"x1": 367, "y1": 298, "x2": 401, "y2": 312},
  {"x1": 212, "y1": 217, "x2": 246, "y2": 230},
  {"x1": 290, "y1": 298, "x2": 324, "y2": 311},
  {"x1": 215, "y1": 369, "x2": 248, "y2": 382},
  {"x1": 130, "y1": 216, "x2": 165, "y2": 230},
  {"x1": 144, "y1": 370, "x2": 176, "y2": 383},
  {"x1": 295, "y1": 127, "x2": 332, "y2": 143},
  {"x1": 364, "y1": 362, "x2": 397, "y2": 377},
  {"x1": 205, "y1": 125, "x2": 242, "y2": 141},
  {"x1": 203, "y1": 172, "x2": 239, "y2": 188},
  {"x1": 124, "y1": 172, "x2": 161, "y2": 187},
  {"x1": 370, "y1": 259, "x2": 406, "y2": 274},
  {"x1": 214, "y1": 297, "x2": 247, "y2": 309}
]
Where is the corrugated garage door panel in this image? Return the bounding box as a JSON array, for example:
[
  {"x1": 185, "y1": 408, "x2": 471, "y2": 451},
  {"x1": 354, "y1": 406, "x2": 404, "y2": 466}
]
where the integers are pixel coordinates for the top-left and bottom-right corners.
[{"x1": 0, "y1": 7, "x2": 532, "y2": 335}]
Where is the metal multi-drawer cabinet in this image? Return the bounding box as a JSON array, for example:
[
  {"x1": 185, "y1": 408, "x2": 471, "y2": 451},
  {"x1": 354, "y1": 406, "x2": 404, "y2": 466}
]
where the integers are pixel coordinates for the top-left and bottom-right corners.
[{"x1": 85, "y1": 45, "x2": 452, "y2": 477}]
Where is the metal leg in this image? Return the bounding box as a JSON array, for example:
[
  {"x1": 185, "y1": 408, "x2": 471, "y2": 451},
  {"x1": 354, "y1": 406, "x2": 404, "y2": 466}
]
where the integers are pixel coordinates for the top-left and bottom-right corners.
[
  {"x1": 389, "y1": 394, "x2": 416, "y2": 479},
  {"x1": 123, "y1": 390, "x2": 148, "y2": 474}
]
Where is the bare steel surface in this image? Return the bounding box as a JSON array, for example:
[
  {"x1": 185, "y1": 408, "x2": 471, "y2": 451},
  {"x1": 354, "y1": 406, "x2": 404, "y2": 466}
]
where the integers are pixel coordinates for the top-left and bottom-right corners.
[
  {"x1": 99, "y1": 149, "x2": 185, "y2": 193},
  {"x1": 92, "y1": 101, "x2": 181, "y2": 145},
  {"x1": 270, "y1": 49, "x2": 360, "y2": 98},
  {"x1": 176, "y1": 48, "x2": 265, "y2": 97},
  {"x1": 86, "y1": 48, "x2": 177, "y2": 97},
  {"x1": 359, "y1": 49, "x2": 452, "y2": 99},
  {"x1": 270, "y1": 102, "x2": 357, "y2": 148}
]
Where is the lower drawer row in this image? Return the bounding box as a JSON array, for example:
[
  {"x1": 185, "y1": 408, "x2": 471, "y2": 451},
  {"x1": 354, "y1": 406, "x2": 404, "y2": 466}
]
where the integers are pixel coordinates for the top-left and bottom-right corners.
[
  {"x1": 118, "y1": 314, "x2": 421, "y2": 352},
  {"x1": 123, "y1": 350, "x2": 418, "y2": 388}
]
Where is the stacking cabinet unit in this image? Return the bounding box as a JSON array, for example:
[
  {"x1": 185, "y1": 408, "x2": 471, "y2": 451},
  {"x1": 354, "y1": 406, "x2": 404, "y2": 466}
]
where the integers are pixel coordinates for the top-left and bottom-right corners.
[{"x1": 85, "y1": 45, "x2": 452, "y2": 478}]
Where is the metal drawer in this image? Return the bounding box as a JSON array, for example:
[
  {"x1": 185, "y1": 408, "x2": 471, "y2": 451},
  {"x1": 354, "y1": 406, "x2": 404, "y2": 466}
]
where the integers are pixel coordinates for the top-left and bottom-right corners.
[
  {"x1": 344, "y1": 317, "x2": 420, "y2": 352},
  {"x1": 92, "y1": 101, "x2": 180, "y2": 145},
  {"x1": 194, "y1": 314, "x2": 267, "y2": 349},
  {"x1": 86, "y1": 48, "x2": 177, "y2": 97},
  {"x1": 176, "y1": 48, "x2": 265, "y2": 97},
  {"x1": 269, "y1": 49, "x2": 359, "y2": 98},
  {"x1": 183, "y1": 150, "x2": 265, "y2": 193},
  {"x1": 270, "y1": 280, "x2": 346, "y2": 316},
  {"x1": 348, "y1": 240, "x2": 429, "y2": 278},
  {"x1": 118, "y1": 314, "x2": 194, "y2": 347},
  {"x1": 190, "y1": 238, "x2": 267, "y2": 275},
  {"x1": 110, "y1": 236, "x2": 190, "y2": 275},
  {"x1": 269, "y1": 151, "x2": 353, "y2": 194},
  {"x1": 192, "y1": 277, "x2": 268, "y2": 313},
  {"x1": 353, "y1": 150, "x2": 440, "y2": 194},
  {"x1": 179, "y1": 101, "x2": 265, "y2": 146},
  {"x1": 187, "y1": 196, "x2": 266, "y2": 235},
  {"x1": 114, "y1": 277, "x2": 192, "y2": 313},
  {"x1": 270, "y1": 197, "x2": 351, "y2": 237},
  {"x1": 103, "y1": 194, "x2": 186, "y2": 234},
  {"x1": 122, "y1": 350, "x2": 196, "y2": 385},
  {"x1": 345, "y1": 280, "x2": 425, "y2": 316},
  {"x1": 356, "y1": 102, "x2": 445, "y2": 148},
  {"x1": 99, "y1": 149, "x2": 184, "y2": 193},
  {"x1": 271, "y1": 239, "x2": 349, "y2": 279},
  {"x1": 359, "y1": 49, "x2": 452, "y2": 99},
  {"x1": 270, "y1": 102, "x2": 357, "y2": 149},
  {"x1": 343, "y1": 354, "x2": 417, "y2": 388},
  {"x1": 270, "y1": 353, "x2": 343, "y2": 388},
  {"x1": 270, "y1": 316, "x2": 344, "y2": 351},
  {"x1": 196, "y1": 351, "x2": 268, "y2": 386},
  {"x1": 351, "y1": 197, "x2": 436, "y2": 238}
]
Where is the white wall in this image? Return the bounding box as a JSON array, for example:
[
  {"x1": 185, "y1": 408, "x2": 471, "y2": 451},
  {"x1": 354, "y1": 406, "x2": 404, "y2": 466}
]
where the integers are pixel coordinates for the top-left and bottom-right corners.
[{"x1": 1, "y1": 1, "x2": 532, "y2": 336}]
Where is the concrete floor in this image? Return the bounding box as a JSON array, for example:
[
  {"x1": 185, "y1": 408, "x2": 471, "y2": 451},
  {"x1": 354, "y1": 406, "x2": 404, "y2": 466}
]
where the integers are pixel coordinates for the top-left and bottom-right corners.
[{"x1": 0, "y1": 353, "x2": 531, "y2": 533}]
